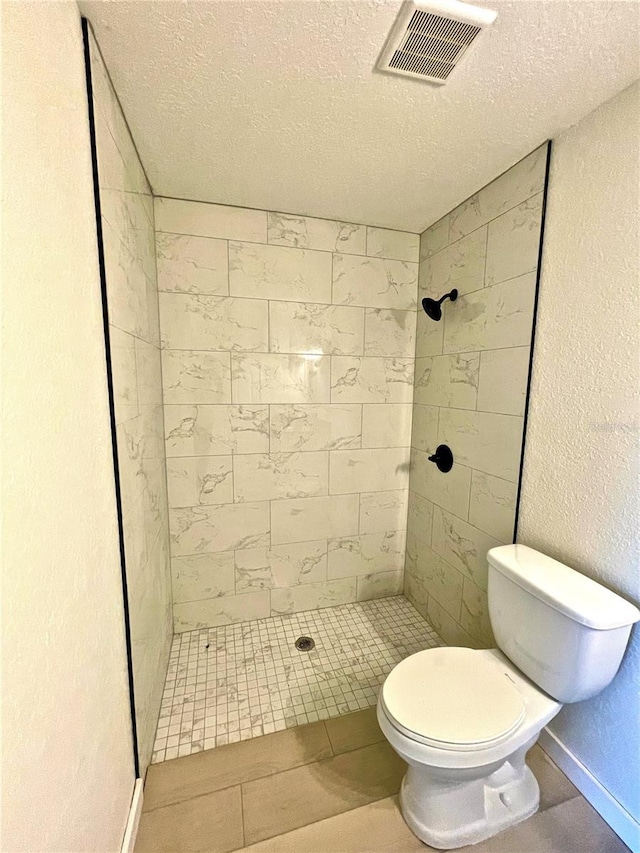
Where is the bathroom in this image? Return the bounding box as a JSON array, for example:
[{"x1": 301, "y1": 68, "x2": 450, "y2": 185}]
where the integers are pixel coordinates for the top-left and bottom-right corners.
[{"x1": 3, "y1": 1, "x2": 639, "y2": 851}]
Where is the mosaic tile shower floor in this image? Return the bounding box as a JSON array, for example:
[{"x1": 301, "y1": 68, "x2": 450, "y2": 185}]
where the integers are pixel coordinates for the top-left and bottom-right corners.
[{"x1": 151, "y1": 595, "x2": 443, "y2": 764}]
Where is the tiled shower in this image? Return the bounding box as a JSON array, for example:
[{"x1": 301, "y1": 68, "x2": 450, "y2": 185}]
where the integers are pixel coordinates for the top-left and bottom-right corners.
[
  {"x1": 158, "y1": 192, "x2": 419, "y2": 630},
  {"x1": 87, "y1": 28, "x2": 546, "y2": 772}
]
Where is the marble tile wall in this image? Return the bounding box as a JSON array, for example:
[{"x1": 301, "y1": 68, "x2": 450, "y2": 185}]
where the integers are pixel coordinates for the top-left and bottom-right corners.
[
  {"x1": 405, "y1": 144, "x2": 548, "y2": 648},
  {"x1": 89, "y1": 33, "x2": 173, "y2": 774},
  {"x1": 154, "y1": 198, "x2": 419, "y2": 631}
]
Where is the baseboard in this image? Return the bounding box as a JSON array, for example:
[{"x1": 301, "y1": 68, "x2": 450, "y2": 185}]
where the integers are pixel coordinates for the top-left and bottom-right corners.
[
  {"x1": 121, "y1": 778, "x2": 144, "y2": 853},
  {"x1": 539, "y1": 727, "x2": 639, "y2": 852}
]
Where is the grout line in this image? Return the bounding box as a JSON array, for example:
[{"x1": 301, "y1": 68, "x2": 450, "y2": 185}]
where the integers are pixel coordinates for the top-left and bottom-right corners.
[
  {"x1": 239, "y1": 780, "x2": 246, "y2": 847},
  {"x1": 322, "y1": 719, "x2": 336, "y2": 756}
]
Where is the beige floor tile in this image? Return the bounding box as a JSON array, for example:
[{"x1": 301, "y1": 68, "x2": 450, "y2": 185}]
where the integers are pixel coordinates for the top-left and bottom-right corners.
[
  {"x1": 144, "y1": 722, "x2": 332, "y2": 811},
  {"x1": 238, "y1": 793, "x2": 629, "y2": 853},
  {"x1": 135, "y1": 785, "x2": 243, "y2": 853},
  {"x1": 324, "y1": 707, "x2": 385, "y2": 755},
  {"x1": 241, "y1": 740, "x2": 407, "y2": 845},
  {"x1": 527, "y1": 745, "x2": 581, "y2": 812},
  {"x1": 466, "y1": 795, "x2": 630, "y2": 853},
  {"x1": 237, "y1": 795, "x2": 429, "y2": 852}
]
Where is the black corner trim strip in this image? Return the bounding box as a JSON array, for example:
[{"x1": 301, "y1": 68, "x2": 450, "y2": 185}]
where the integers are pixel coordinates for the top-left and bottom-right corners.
[
  {"x1": 81, "y1": 17, "x2": 140, "y2": 778},
  {"x1": 513, "y1": 139, "x2": 553, "y2": 544}
]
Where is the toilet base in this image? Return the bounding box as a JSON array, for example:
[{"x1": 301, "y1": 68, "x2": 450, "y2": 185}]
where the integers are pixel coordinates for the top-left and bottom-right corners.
[{"x1": 399, "y1": 749, "x2": 540, "y2": 849}]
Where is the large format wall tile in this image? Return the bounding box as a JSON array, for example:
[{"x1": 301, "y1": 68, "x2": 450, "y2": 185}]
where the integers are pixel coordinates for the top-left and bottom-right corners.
[
  {"x1": 156, "y1": 233, "x2": 229, "y2": 295},
  {"x1": 359, "y1": 490, "x2": 408, "y2": 534},
  {"x1": 468, "y1": 471, "x2": 517, "y2": 542},
  {"x1": 485, "y1": 195, "x2": 543, "y2": 286},
  {"x1": 408, "y1": 145, "x2": 547, "y2": 648},
  {"x1": 110, "y1": 327, "x2": 139, "y2": 424},
  {"x1": 166, "y1": 456, "x2": 233, "y2": 508},
  {"x1": 229, "y1": 241, "x2": 332, "y2": 303},
  {"x1": 415, "y1": 545, "x2": 464, "y2": 621},
  {"x1": 270, "y1": 404, "x2": 361, "y2": 452},
  {"x1": 414, "y1": 353, "x2": 479, "y2": 409},
  {"x1": 427, "y1": 596, "x2": 476, "y2": 648},
  {"x1": 91, "y1": 35, "x2": 172, "y2": 775},
  {"x1": 270, "y1": 578, "x2": 357, "y2": 615},
  {"x1": 171, "y1": 552, "x2": 236, "y2": 604},
  {"x1": 160, "y1": 293, "x2": 268, "y2": 352},
  {"x1": 410, "y1": 404, "x2": 439, "y2": 452},
  {"x1": 366, "y1": 227, "x2": 419, "y2": 262},
  {"x1": 233, "y1": 452, "x2": 329, "y2": 502},
  {"x1": 477, "y1": 346, "x2": 530, "y2": 416},
  {"x1": 170, "y1": 502, "x2": 270, "y2": 555},
  {"x1": 164, "y1": 404, "x2": 269, "y2": 457},
  {"x1": 267, "y1": 212, "x2": 365, "y2": 254},
  {"x1": 362, "y1": 403, "x2": 412, "y2": 448},
  {"x1": 327, "y1": 531, "x2": 405, "y2": 579},
  {"x1": 443, "y1": 272, "x2": 536, "y2": 354},
  {"x1": 333, "y1": 255, "x2": 418, "y2": 310},
  {"x1": 460, "y1": 578, "x2": 494, "y2": 645},
  {"x1": 420, "y1": 215, "x2": 449, "y2": 260},
  {"x1": 438, "y1": 408, "x2": 523, "y2": 482},
  {"x1": 155, "y1": 197, "x2": 267, "y2": 243},
  {"x1": 419, "y1": 227, "x2": 486, "y2": 300},
  {"x1": 269, "y1": 301, "x2": 364, "y2": 355},
  {"x1": 357, "y1": 570, "x2": 404, "y2": 600},
  {"x1": 431, "y1": 506, "x2": 501, "y2": 590},
  {"x1": 407, "y1": 490, "x2": 433, "y2": 545},
  {"x1": 448, "y1": 145, "x2": 547, "y2": 241},
  {"x1": 235, "y1": 540, "x2": 328, "y2": 591},
  {"x1": 135, "y1": 339, "x2": 164, "y2": 409},
  {"x1": 415, "y1": 311, "x2": 444, "y2": 358},
  {"x1": 155, "y1": 197, "x2": 419, "y2": 628},
  {"x1": 174, "y1": 591, "x2": 271, "y2": 632},
  {"x1": 232, "y1": 354, "x2": 331, "y2": 404},
  {"x1": 102, "y1": 218, "x2": 151, "y2": 342},
  {"x1": 331, "y1": 357, "x2": 413, "y2": 403},
  {"x1": 330, "y1": 448, "x2": 410, "y2": 494},
  {"x1": 271, "y1": 494, "x2": 360, "y2": 545},
  {"x1": 364, "y1": 309, "x2": 416, "y2": 357},
  {"x1": 162, "y1": 350, "x2": 231, "y2": 404}
]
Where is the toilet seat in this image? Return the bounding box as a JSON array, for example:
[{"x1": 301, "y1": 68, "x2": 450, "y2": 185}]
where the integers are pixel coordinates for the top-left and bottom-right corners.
[{"x1": 381, "y1": 647, "x2": 526, "y2": 751}]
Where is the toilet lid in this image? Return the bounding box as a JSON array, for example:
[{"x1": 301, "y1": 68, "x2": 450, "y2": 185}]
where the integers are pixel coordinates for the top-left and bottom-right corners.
[{"x1": 382, "y1": 647, "x2": 526, "y2": 747}]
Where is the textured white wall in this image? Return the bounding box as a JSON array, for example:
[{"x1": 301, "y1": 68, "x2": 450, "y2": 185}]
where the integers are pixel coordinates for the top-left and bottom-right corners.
[
  {"x1": 519, "y1": 82, "x2": 640, "y2": 821},
  {"x1": 2, "y1": 3, "x2": 135, "y2": 850}
]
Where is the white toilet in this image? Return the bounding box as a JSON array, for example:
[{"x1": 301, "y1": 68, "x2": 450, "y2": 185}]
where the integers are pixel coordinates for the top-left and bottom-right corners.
[{"x1": 378, "y1": 544, "x2": 640, "y2": 849}]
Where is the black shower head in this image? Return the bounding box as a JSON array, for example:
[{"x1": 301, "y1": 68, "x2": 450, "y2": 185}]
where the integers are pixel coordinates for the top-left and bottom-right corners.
[{"x1": 422, "y1": 288, "x2": 458, "y2": 321}]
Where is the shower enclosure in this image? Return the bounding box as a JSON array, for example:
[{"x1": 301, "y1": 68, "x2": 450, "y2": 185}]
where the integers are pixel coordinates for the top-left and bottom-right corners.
[{"x1": 84, "y1": 22, "x2": 549, "y2": 773}]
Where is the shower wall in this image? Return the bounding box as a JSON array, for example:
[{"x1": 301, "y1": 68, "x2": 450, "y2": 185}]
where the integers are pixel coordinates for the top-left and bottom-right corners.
[
  {"x1": 405, "y1": 144, "x2": 548, "y2": 647},
  {"x1": 89, "y1": 34, "x2": 172, "y2": 772},
  {"x1": 154, "y1": 197, "x2": 419, "y2": 631}
]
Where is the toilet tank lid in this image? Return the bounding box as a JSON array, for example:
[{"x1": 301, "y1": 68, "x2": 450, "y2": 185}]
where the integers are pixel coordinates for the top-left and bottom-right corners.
[{"x1": 487, "y1": 545, "x2": 640, "y2": 630}]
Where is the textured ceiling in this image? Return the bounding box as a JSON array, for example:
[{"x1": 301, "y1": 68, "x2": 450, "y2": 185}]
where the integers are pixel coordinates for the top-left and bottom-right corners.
[{"x1": 79, "y1": 0, "x2": 640, "y2": 231}]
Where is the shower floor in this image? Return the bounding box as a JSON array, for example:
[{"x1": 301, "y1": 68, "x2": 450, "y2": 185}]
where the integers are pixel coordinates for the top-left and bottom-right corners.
[{"x1": 151, "y1": 595, "x2": 443, "y2": 764}]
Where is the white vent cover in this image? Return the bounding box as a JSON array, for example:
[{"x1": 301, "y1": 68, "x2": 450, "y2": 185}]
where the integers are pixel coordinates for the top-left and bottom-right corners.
[{"x1": 377, "y1": 0, "x2": 497, "y2": 84}]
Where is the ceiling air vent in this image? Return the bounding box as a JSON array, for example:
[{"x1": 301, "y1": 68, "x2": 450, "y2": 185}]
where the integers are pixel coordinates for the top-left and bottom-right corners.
[{"x1": 377, "y1": 0, "x2": 497, "y2": 84}]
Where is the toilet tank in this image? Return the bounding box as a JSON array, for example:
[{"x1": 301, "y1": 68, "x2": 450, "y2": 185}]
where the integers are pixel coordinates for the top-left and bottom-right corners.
[{"x1": 487, "y1": 545, "x2": 640, "y2": 703}]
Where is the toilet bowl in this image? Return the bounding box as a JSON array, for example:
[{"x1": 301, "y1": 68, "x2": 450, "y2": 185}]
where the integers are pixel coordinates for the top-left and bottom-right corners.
[
  {"x1": 379, "y1": 545, "x2": 640, "y2": 849},
  {"x1": 377, "y1": 647, "x2": 561, "y2": 848}
]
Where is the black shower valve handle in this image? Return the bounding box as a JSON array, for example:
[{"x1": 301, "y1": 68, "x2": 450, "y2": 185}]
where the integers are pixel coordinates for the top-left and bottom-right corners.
[{"x1": 428, "y1": 444, "x2": 454, "y2": 473}]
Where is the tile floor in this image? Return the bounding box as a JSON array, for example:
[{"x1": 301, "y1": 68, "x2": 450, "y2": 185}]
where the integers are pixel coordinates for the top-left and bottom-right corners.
[
  {"x1": 137, "y1": 706, "x2": 630, "y2": 853},
  {"x1": 152, "y1": 596, "x2": 442, "y2": 763}
]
